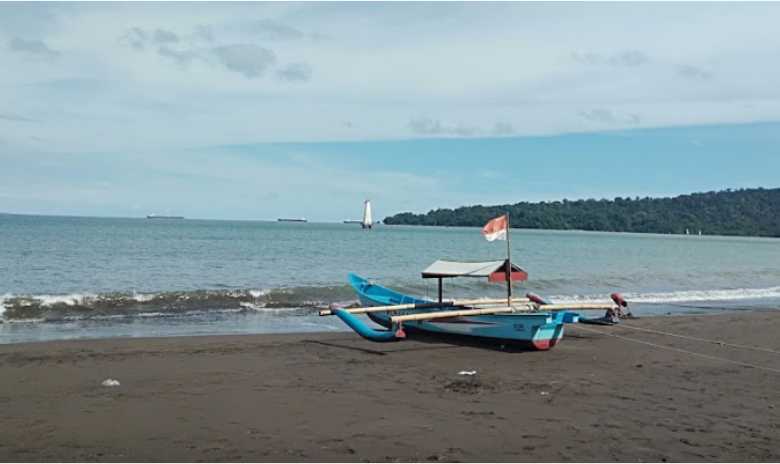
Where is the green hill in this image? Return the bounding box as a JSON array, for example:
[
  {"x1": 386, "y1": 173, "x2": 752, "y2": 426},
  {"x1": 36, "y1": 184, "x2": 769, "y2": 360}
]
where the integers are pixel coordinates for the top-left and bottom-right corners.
[{"x1": 383, "y1": 187, "x2": 780, "y2": 237}]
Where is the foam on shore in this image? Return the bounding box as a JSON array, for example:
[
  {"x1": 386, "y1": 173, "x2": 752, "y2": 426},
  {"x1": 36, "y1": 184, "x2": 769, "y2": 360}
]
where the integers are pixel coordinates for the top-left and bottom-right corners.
[{"x1": 2, "y1": 284, "x2": 780, "y2": 323}]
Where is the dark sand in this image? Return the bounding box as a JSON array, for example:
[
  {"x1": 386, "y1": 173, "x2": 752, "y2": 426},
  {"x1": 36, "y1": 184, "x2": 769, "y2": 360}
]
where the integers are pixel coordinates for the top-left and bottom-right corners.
[{"x1": 2, "y1": 311, "x2": 780, "y2": 462}]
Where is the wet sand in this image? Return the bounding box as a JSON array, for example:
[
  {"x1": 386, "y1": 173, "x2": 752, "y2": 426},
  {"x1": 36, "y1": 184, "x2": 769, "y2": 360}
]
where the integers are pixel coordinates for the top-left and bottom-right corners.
[{"x1": 1, "y1": 311, "x2": 779, "y2": 462}]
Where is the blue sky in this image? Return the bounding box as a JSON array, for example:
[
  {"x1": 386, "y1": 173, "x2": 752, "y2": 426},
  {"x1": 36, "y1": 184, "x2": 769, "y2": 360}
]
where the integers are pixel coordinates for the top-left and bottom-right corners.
[{"x1": 1, "y1": 3, "x2": 780, "y2": 221}]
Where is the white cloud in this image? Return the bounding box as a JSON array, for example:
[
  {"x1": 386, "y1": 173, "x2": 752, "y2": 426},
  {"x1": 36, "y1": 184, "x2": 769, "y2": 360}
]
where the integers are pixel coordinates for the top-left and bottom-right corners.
[
  {"x1": 676, "y1": 64, "x2": 713, "y2": 81},
  {"x1": 8, "y1": 37, "x2": 59, "y2": 58},
  {"x1": 211, "y1": 44, "x2": 277, "y2": 78},
  {"x1": 579, "y1": 108, "x2": 641, "y2": 125},
  {"x1": 572, "y1": 50, "x2": 649, "y2": 67},
  {"x1": 276, "y1": 62, "x2": 312, "y2": 82},
  {"x1": 0, "y1": 112, "x2": 36, "y2": 122},
  {"x1": 1, "y1": 2, "x2": 780, "y2": 153},
  {"x1": 246, "y1": 18, "x2": 305, "y2": 41},
  {"x1": 408, "y1": 118, "x2": 479, "y2": 137}
]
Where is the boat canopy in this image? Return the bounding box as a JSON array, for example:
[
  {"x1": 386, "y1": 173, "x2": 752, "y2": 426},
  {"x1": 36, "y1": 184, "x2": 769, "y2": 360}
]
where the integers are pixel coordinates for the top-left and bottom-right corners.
[{"x1": 422, "y1": 260, "x2": 528, "y2": 282}]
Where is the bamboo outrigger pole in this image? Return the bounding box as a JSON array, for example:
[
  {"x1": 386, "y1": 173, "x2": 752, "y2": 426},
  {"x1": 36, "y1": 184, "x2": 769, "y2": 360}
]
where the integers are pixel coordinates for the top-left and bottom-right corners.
[
  {"x1": 392, "y1": 306, "x2": 519, "y2": 323},
  {"x1": 319, "y1": 297, "x2": 532, "y2": 316},
  {"x1": 390, "y1": 302, "x2": 619, "y2": 323},
  {"x1": 533, "y1": 303, "x2": 619, "y2": 311}
]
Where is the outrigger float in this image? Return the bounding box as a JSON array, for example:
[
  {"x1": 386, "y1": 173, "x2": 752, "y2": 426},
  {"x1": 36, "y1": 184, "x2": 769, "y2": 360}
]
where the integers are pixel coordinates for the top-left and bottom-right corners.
[
  {"x1": 320, "y1": 260, "x2": 630, "y2": 350},
  {"x1": 320, "y1": 213, "x2": 630, "y2": 350}
]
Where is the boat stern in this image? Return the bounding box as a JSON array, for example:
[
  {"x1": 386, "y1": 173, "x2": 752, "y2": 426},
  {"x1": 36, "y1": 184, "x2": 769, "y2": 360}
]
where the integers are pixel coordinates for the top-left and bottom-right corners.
[{"x1": 526, "y1": 311, "x2": 579, "y2": 350}]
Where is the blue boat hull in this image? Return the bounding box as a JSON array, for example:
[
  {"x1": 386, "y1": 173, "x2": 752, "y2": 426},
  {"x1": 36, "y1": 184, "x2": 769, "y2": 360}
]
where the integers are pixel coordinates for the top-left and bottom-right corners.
[{"x1": 346, "y1": 273, "x2": 578, "y2": 350}]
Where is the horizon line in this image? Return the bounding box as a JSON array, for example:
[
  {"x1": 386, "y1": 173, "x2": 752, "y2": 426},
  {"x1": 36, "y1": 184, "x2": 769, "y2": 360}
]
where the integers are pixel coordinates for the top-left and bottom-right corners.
[{"x1": 2, "y1": 185, "x2": 776, "y2": 223}]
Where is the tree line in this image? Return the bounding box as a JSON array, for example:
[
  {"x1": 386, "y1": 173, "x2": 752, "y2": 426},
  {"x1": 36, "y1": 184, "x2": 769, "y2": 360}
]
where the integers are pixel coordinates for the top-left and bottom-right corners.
[{"x1": 383, "y1": 187, "x2": 780, "y2": 237}]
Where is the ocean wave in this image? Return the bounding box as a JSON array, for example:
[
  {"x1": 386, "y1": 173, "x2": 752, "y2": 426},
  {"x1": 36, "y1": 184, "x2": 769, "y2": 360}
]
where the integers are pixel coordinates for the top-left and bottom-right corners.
[
  {"x1": 2, "y1": 284, "x2": 780, "y2": 322},
  {"x1": 549, "y1": 286, "x2": 780, "y2": 305},
  {"x1": 0, "y1": 285, "x2": 357, "y2": 322}
]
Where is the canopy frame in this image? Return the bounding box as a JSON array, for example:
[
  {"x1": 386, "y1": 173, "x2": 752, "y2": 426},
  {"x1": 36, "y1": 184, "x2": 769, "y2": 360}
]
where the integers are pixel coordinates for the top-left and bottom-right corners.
[{"x1": 421, "y1": 259, "x2": 528, "y2": 305}]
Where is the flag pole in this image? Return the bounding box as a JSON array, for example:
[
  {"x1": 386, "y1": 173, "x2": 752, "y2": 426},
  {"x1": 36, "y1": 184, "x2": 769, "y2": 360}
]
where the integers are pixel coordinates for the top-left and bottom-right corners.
[{"x1": 505, "y1": 212, "x2": 512, "y2": 306}]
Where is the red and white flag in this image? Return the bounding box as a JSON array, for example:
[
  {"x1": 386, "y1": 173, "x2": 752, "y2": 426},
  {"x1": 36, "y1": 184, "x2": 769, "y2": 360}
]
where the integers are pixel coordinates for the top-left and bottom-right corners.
[{"x1": 481, "y1": 214, "x2": 508, "y2": 241}]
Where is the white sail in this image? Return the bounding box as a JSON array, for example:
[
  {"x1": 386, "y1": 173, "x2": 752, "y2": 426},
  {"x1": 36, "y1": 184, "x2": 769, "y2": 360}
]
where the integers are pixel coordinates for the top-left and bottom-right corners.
[{"x1": 362, "y1": 200, "x2": 373, "y2": 229}]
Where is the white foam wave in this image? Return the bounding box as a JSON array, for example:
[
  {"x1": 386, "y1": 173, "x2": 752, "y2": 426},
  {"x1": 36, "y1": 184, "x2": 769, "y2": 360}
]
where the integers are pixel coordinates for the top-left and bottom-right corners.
[
  {"x1": 3, "y1": 289, "x2": 267, "y2": 308},
  {"x1": 130, "y1": 292, "x2": 157, "y2": 303},
  {"x1": 5, "y1": 292, "x2": 164, "y2": 309},
  {"x1": 2, "y1": 317, "x2": 46, "y2": 324},
  {"x1": 0, "y1": 293, "x2": 11, "y2": 317},
  {"x1": 137, "y1": 311, "x2": 173, "y2": 318},
  {"x1": 549, "y1": 286, "x2": 780, "y2": 305},
  {"x1": 249, "y1": 289, "x2": 266, "y2": 298},
  {"x1": 239, "y1": 302, "x2": 265, "y2": 310},
  {"x1": 239, "y1": 302, "x2": 301, "y2": 313},
  {"x1": 36, "y1": 293, "x2": 97, "y2": 307}
]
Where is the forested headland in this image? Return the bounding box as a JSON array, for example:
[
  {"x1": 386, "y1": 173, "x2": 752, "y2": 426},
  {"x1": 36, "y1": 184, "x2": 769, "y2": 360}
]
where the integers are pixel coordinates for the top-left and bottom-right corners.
[{"x1": 383, "y1": 188, "x2": 780, "y2": 237}]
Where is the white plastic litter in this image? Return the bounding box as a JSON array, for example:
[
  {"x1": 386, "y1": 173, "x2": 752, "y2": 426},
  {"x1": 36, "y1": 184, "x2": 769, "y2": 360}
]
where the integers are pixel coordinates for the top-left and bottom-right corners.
[
  {"x1": 458, "y1": 370, "x2": 477, "y2": 376},
  {"x1": 101, "y1": 378, "x2": 120, "y2": 387}
]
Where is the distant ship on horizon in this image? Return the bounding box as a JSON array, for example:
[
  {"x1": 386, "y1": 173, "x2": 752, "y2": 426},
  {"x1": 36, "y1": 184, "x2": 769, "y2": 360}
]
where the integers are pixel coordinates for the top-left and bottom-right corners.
[
  {"x1": 277, "y1": 218, "x2": 308, "y2": 223},
  {"x1": 147, "y1": 214, "x2": 184, "y2": 219}
]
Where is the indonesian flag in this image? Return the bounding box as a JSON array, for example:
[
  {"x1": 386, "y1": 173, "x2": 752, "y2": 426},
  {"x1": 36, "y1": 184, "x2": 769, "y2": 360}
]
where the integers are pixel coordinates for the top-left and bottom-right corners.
[{"x1": 482, "y1": 214, "x2": 508, "y2": 241}]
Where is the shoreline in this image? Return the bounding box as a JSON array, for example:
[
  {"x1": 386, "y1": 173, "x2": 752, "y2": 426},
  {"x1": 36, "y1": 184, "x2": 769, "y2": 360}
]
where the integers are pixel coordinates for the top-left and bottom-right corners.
[
  {"x1": 2, "y1": 306, "x2": 778, "y2": 347},
  {"x1": 2, "y1": 311, "x2": 779, "y2": 461}
]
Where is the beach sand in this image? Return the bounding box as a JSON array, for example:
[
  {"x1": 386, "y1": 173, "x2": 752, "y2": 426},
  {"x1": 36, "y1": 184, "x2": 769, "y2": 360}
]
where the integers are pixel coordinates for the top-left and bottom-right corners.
[{"x1": 1, "y1": 311, "x2": 779, "y2": 462}]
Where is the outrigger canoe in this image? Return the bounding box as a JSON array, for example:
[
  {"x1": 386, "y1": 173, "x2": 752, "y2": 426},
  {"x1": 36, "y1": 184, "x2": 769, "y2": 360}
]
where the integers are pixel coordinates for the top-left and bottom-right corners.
[{"x1": 321, "y1": 260, "x2": 629, "y2": 350}]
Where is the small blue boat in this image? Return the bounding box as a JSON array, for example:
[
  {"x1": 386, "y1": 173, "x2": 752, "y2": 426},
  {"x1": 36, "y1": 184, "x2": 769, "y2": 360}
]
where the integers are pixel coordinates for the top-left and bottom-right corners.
[{"x1": 323, "y1": 259, "x2": 623, "y2": 350}]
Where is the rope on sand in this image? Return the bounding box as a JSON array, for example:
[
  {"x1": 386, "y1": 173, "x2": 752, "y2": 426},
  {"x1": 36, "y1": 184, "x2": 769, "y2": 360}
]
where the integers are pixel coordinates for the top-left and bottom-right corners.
[
  {"x1": 617, "y1": 322, "x2": 780, "y2": 356},
  {"x1": 575, "y1": 324, "x2": 780, "y2": 375}
]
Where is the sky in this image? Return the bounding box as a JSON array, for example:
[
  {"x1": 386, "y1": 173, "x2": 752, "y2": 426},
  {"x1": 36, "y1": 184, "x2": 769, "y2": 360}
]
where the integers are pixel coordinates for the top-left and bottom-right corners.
[{"x1": 1, "y1": 2, "x2": 780, "y2": 221}]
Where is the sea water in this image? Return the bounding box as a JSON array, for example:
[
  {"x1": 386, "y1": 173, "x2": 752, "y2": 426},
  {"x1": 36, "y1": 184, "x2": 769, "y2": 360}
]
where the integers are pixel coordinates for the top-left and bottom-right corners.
[{"x1": 2, "y1": 213, "x2": 779, "y2": 344}]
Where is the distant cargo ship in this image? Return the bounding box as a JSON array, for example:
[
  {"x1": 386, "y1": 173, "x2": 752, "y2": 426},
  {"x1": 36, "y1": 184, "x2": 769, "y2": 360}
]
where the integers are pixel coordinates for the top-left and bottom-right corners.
[
  {"x1": 277, "y1": 218, "x2": 308, "y2": 223},
  {"x1": 343, "y1": 220, "x2": 362, "y2": 224},
  {"x1": 147, "y1": 214, "x2": 184, "y2": 219}
]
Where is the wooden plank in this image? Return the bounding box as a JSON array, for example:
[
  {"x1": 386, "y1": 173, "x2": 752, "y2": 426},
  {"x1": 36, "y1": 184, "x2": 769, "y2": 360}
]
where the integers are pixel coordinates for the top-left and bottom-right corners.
[{"x1": 318, "y1": 297, "x2": 531, "y2": 316}]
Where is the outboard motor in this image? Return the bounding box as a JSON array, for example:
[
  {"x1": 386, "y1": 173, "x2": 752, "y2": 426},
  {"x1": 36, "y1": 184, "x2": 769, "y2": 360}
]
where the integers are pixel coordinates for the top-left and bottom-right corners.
[
  {"x1": 609, "y1": 293, "x2": 632, "y2": 320},
  {"x1": 578, "y1": 293, "x2": 633, "y2": 326},
  {"x1": 610, "y1": 293, "x2": 628, "y2": 308},
  {"x1": 526, "y1": 292, "x2": 552, "y2": 306}
]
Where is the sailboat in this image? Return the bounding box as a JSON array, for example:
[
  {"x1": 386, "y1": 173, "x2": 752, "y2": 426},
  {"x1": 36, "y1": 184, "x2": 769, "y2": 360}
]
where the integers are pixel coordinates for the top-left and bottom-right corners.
[{"x1": 362, "y1": 200, "x2": 373, "y2": 230}]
